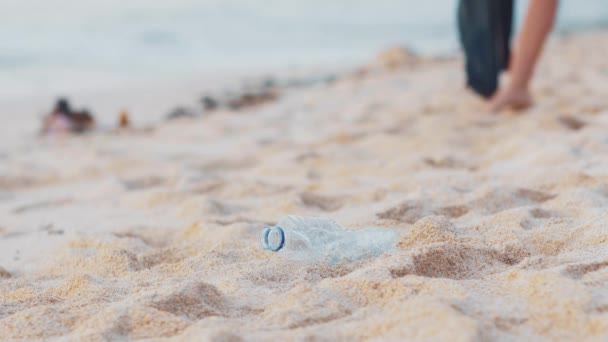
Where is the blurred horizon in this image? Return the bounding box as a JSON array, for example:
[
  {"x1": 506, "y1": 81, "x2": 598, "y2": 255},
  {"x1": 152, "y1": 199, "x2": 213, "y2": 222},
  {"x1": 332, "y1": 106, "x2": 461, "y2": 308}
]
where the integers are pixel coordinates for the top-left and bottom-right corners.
[{"x1": 1, "y1": 0, "x2": 608, "y2": 101}]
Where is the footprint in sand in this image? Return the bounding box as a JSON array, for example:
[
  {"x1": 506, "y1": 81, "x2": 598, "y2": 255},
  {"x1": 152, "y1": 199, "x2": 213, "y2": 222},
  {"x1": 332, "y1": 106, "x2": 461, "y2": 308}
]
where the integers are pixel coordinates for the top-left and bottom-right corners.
[
  {"x1": 261, "y1": 286, "x2": 355, "y2": 330},
  {"x1": 74, "y1": 305, "x2": 190, "y2": 339},
  {"x1": 178, "y1": 176, "x2": 225, "y2": 194},
  {"x1": 295, "y1": 151, "x2": 321, "y2": 162},
  {"x1": 406, "y1": 243, "x2": 526, "y2": 280},
  {"x1": 529, "y1": 208, "x2": 553, "y2": 219},
  {"x1": 492, "y1": 317, "x2": 529, "y2": 332},
  {"x1": 562, "y1": 261, "x2": 608, "y2": 280},
  {"x1": 376, "y1": 200, "x2": 428, "y2": 224},
  {"x1": 40, "y1": 223, "x2": 64, "y2": 235},
  {"x1": 378, "y1": 200, "x2": 470, "y2": 223},
  {"x1": 300, "y1": 192, "x2": 345, "y2": 212},
  {"x1": 470, "y1": 187, "x2": 556, "y2": 215},
  {"x1": 113, "y1": 229, "x2": 168, "y2": 248},
  {"x1": 194, "y1": 158, "x2": 257, "y2": 174},
  {"x1": 142, "y1": 281, "x2": 226, "y2": 320},
  {"x1": 558, "y1": 115, "x2": 587, "y2": 131},
  {"x1": 121, "y1": 176, "x2": 166, "y2": 191},
  {"x1": 424, "y1": 157, "x2": 476, "y2": 171},
  {"x1": 433, "y1": 205, "x2": 470, "y2": 218},
  {"x1": 516, "y1": 188, "x2": 556, "y2": 203},
  {"x1": 205, "y1": 199, "x2": 248, "y2": 216},
  {"x1": 520, "y1": 207, "x2": 557, "y2": 230}
]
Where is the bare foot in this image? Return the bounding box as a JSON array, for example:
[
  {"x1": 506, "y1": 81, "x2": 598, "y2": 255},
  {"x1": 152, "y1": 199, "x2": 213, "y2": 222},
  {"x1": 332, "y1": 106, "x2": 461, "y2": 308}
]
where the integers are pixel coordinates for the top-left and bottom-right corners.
[{"x1": 488, "y1": 87, "x2": 533, "y2": 113}]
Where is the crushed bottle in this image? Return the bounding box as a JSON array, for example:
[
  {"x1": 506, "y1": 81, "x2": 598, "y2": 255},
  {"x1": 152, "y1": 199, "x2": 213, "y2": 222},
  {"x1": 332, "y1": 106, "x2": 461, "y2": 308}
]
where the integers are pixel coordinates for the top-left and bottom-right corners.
[{"x1": 260, "y1": 215, "x2": 396, "y2": 264}]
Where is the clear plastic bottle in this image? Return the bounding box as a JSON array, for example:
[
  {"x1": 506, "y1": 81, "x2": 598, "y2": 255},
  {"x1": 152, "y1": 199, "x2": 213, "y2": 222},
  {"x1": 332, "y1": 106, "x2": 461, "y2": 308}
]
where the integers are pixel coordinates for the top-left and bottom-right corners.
[{"x1": 260, "y1": 215, "x2": 396, "y2": 263}]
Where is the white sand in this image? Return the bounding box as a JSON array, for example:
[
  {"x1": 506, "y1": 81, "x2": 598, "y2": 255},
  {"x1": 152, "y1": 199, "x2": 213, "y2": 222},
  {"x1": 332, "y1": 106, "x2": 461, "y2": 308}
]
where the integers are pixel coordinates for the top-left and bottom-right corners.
[{"x1": 1, "y1": 31, "x2": 608, "y2": 341}]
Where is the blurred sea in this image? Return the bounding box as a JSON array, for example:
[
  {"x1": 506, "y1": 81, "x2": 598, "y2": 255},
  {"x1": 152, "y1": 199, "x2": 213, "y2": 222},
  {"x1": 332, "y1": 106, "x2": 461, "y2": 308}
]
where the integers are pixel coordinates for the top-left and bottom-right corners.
[{"x1": 1, "y1": 0, "x2": 607, "y2": 101}]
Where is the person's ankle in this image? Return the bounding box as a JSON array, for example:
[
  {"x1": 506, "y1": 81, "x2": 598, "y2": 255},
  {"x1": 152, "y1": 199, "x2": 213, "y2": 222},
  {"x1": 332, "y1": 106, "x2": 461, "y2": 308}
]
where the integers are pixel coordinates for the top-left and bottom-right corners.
[{"x1": 505, "y1": 82, "x2": 530, "y2": 95}]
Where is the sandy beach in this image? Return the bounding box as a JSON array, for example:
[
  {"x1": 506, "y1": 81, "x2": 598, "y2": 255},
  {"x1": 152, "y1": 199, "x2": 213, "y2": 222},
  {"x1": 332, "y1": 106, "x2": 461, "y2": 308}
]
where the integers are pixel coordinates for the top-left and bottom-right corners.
[{"x1": 1, "y1": 31, "x2": 608, "y2": 341}]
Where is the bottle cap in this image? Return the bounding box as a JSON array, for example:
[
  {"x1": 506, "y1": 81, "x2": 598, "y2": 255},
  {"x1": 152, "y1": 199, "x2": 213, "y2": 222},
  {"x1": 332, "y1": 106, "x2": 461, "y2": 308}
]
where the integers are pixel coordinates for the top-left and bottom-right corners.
[{"x1": 261, "y1": 226, "x2": 285, "y2": 252}]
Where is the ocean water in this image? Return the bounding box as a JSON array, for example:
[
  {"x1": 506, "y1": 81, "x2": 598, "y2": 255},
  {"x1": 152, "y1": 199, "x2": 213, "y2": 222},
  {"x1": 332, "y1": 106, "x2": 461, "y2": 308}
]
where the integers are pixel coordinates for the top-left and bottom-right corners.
[{"x1": 1, "y1": 0, "x2": 607, "y2": 101}]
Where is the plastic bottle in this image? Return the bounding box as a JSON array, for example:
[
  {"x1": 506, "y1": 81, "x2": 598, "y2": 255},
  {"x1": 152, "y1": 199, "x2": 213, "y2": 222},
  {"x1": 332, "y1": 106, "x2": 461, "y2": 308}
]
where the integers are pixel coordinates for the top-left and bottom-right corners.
[{"x1": 260, "y1": 215, "x2": 396, "y2": 263}]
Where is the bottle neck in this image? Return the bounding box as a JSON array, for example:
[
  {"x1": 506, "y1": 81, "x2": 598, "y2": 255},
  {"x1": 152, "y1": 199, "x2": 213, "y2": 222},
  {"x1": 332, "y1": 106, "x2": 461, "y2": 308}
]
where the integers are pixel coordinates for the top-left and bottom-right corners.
[{"x1": 262, "y1": 226, "x2": 285, "y2": 252}]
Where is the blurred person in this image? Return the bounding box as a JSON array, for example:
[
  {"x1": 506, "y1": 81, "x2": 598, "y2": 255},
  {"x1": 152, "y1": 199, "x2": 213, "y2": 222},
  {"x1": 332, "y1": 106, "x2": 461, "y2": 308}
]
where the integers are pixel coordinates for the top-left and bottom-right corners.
[
  {"x1": 41, "y1": 98, "x2": 95, "y2": 134},
  {"x1": 459, "y1": 0, "x2": 559, "y2": 112}
]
